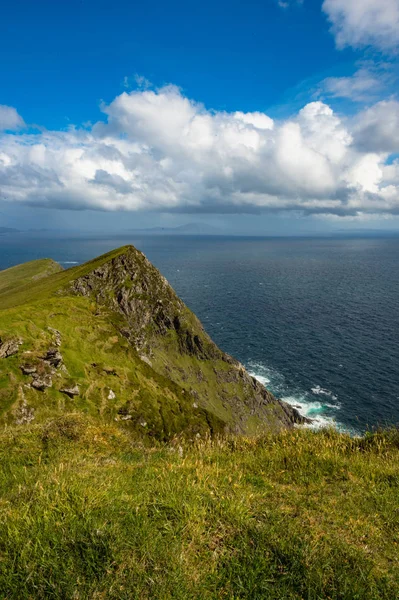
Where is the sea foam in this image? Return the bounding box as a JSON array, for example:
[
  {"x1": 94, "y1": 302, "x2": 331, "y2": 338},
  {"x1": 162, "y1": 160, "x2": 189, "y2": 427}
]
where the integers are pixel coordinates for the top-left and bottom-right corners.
[
  {"x1": 247, "y1": 360, "x2": 344, "y2": 431},
  {"x1": 311, "y1": 385, "x2": 338, "y2": 402}
]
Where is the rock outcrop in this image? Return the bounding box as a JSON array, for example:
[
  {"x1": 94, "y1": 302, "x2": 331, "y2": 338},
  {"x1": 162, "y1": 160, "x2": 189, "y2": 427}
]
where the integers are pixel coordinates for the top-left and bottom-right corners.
[
  {"x1": 60, "y1": 384, "x2": 80, "y2": 398},
  {"x1": 42, "y1": 348, "x2": 63, "y2": 368},
  {"x1": 31, "y1": 376, "x2": 52, "y2": 391},
  {"x1": 18, "y1": 345, "x2": 65, "y2": 393},
  {"x1": 0, "y1": 338, "x2": 22, "y2": 358}
]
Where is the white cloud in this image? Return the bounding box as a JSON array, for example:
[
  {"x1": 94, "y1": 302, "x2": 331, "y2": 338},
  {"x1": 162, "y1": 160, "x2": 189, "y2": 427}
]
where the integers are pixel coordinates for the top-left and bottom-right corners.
[
  {"x1": 382, "y1": 158, "x2": 399, "y2": 186},
  {"x1": 0, "y1": 88, "x2": 398, "y2": 218},
  {"x1": 321, "y1": 67, "x2": 383, "y2": 102},
  {"x1": 123, "y1": 73, "x2": 152, "y2": 90},
  {"x1": 353, "y1": 100, "x2": 399, "y2": 152},
  {"x1": 277, "y1": 0, "x2": 303, "y2": 9},
  {"x1": 322, "y1": 0, "x2": 399, "y2": 51},
  {"x1": 233, "y1": 111, "x2": 274, "y2": 131},
  {"x1": 0, "y1": 105, "x2": 25, "y2": 131}
]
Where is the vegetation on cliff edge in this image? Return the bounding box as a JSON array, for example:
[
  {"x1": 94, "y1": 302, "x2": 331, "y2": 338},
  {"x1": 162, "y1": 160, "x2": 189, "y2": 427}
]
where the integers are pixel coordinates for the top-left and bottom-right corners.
[{"x1": 0, "y1": 416, "x2": 398, "y2": 599}]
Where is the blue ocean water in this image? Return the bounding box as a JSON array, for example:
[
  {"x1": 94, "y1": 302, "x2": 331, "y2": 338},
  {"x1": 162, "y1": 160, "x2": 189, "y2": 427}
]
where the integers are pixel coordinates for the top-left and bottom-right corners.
[{"x1": 1, "y1": 232, "x2": 398, "y2": 434}]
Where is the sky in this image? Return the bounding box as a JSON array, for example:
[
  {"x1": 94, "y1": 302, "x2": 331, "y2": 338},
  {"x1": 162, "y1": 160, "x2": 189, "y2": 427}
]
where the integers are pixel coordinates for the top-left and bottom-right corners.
[{"x1": 1, "y1": 0, "x2": 399, "y2": 234}]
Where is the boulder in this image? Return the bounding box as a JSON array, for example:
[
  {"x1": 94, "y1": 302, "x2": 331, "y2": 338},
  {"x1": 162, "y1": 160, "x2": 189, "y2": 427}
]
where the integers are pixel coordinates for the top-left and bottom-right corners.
[
  {"x1": 21, "y1": 365, "x2": 37, "y2": 375},
  {"x1": 60, "y1": 384, "x2": 80, "y2": 398},
  {"x1": 0, "y1": 338, "x2": 22, "y2": 358},
  {"x1": 42, "y1": 348, "x2": 63, "y2": 368},
  {"x1": 47, "y1": 327, "x2": 62, "y2": 347},
  {"x1": 31, "y1": 376, "x2": 52, "y2": 391}
]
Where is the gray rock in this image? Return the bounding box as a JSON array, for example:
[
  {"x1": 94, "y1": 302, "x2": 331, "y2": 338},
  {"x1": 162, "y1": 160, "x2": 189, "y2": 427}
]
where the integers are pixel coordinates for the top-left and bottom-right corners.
[
  {"x1": 31, "y1": 376, "x2": 52, "y2": 391},
  {"x1": 21, "y1": 365, "x2": 37, "y2": 375},
  {"x1": 15, "y1": 387, "x2": 35, "y2": 425},
  {"x1": 47, "y1": 327, "x2": 62, "y2": 347},
  {"x1": 60, "y1": 384, "x2": 80, "y2": 398},
  {"x1": 0, "y1": 338, "x2": 22, "y2": 358},
  {"x1": 42, "y1": 348, "x2": 63, "y2": 368},
  {"x1": 15, "y1": 402, "x2": 35, "y2": 425},
  {"x1": 140, "y1": 355, "x2": 152, "y2": 367}
]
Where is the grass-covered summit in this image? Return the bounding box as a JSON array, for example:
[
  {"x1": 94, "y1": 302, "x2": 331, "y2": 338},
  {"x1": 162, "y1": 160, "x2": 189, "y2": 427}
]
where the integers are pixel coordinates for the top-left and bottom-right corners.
[{"x1": 0, "y1": 245, "x2": 305, "y2": 438}]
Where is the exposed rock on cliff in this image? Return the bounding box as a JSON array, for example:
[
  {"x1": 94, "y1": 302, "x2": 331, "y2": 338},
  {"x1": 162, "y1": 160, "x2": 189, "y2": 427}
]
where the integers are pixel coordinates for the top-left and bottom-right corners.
[
  {"x1": 0, "y1": 338, "x2": 22, "y2": 358},
  {"x1": 68, "y1": 246, "x2": 308, "y2": 433}
]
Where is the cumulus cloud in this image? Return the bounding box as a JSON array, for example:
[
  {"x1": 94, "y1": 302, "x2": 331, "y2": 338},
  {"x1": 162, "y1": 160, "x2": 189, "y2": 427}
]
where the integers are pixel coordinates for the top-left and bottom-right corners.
[
  {"x1": 322, "y1": 0, "x2": 399, "y2": 51},
  {"x1": 0, "y1": 105, "x2": 25, "y2": 131},
  {"x1": 353, "y1": 100, "x2": 399, "y2": 152},
  {"x1": 0, "y1": 87, "x2": 398, "y2": 217}
]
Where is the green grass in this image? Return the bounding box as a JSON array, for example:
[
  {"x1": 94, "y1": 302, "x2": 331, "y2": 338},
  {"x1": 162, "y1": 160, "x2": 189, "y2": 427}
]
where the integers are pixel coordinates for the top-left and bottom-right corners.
[
  {"x1": 0, "y1": 416, "x2": 398, "y2": 599},
  {"x1": 0, "y1": 258, "x2": 62, "y2": 302},
  {"x1": 0, "y1": 295, "x2": 225, "y2": 439},
  {"x1": 0, "y1": 246, "x2": 130, "y2": 310}
]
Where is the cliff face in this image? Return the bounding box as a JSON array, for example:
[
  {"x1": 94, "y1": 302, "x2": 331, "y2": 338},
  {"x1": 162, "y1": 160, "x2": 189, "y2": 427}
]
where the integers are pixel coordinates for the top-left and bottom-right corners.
[
  {"x1": 0, "y1": 245, "x2": 307, "y2": 438},
  {"x1": 68, "y1": 246, "x2": 307, "y2": 433}
]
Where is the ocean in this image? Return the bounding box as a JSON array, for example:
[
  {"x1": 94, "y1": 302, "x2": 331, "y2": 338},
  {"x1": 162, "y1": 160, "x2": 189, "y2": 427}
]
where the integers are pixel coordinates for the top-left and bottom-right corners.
[{"x1": 1, "y1": 232, "x2": 398, "y2": 434}]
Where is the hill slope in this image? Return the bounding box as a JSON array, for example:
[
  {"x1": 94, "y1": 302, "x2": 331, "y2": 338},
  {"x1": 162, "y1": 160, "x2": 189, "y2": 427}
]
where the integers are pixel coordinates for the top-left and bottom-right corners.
[
  {"x1": 0, "y1": 258, "x2": 62, "y2": 299},
  {"x1": 1, "y1": 417, "x2": 398, "y2": 599},
  {"x1": 0, "y1": 245, "x2": 305, "y2": 438},
  {"x1": 1, "y1": 247, "x2": 398, "y2": 599}
]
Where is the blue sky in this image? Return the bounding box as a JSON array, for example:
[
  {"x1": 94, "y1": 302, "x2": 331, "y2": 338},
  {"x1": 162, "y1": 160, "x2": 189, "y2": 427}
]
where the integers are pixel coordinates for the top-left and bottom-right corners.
[
  {"x1": 2, "y1": 0, "x2": 345, "y2": 126},
  {"x1": 1, "y1": 0, "x2": 399, "y2": 233}
]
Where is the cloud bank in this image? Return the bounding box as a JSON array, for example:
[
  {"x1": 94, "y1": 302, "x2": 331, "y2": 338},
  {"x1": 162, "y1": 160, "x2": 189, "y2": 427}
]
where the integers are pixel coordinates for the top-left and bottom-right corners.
[
  {"x1": 323, "y1": 0, "x2": 399, "y2": 51},
  {"x1": 0, "y1": 87, "x2": 398, "y2": 217}
]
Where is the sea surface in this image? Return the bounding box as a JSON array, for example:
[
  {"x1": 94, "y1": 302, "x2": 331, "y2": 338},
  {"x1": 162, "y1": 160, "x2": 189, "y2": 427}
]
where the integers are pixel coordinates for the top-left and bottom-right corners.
[{"x1": 1, "y1": 231, "x2": 399, "y2": 434}]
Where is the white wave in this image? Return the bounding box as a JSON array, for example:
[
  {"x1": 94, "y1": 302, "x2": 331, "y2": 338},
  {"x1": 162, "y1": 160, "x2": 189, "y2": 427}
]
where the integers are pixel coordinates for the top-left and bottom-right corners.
[
  {"x1": 311, "y1": 385, "x2": 338, "y2": 401},
  {"x1": 281, "y1": 395, "x2": 337, "y2": 430},
  {"x1": 248, "y1": 372, "x2": 271, "y2": 385},
  {"x1": 248, "y1": 363, "x2": 341, "y2": 431},
  {"x1": 248, "y1": 360, "x2": 358, "y2": 435},
  {"x1": 247, "y1": 362, "x2": 274, "y2": 386}
]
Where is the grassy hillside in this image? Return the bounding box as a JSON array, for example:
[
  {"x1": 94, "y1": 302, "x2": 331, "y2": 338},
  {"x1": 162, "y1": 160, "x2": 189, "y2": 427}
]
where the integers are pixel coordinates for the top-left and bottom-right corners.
[
  {"x1": 0, "y1": 258, "x2": 62, "y2": 302},
  {"x1": 0, "y1": 246, "x2": 304, "y2": 436},
  {"x1": 0, "y1": 247, "x2": 127, "y2": 311},
  {"x1": 1, "y1": 417, "x2": 398, "y2": 599},
  {"x1": 0, "y1": 290, "x2": 224, "y2": 439}
]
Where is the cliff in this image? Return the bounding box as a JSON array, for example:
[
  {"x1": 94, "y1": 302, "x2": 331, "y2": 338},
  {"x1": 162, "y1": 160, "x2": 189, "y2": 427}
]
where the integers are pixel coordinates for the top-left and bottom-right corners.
[{"x1": 0, "y1": 245, "x2": 306, "y2": 438}]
